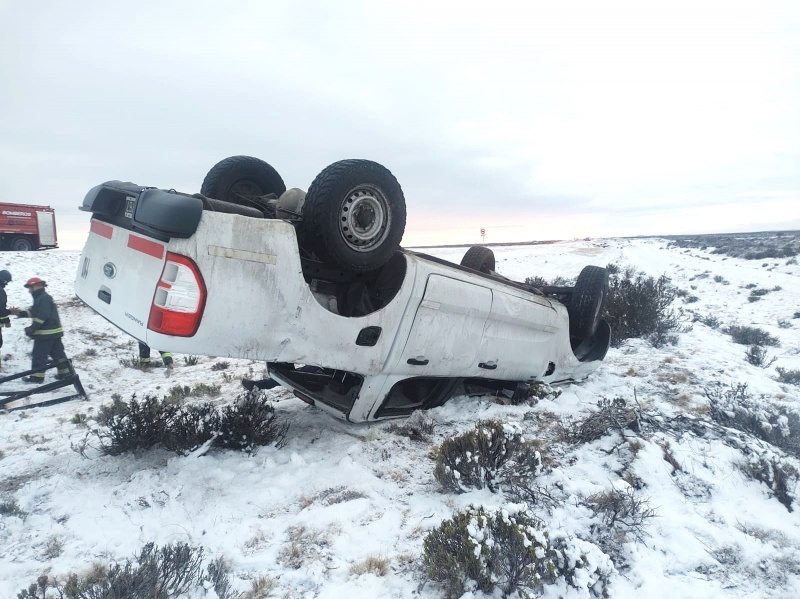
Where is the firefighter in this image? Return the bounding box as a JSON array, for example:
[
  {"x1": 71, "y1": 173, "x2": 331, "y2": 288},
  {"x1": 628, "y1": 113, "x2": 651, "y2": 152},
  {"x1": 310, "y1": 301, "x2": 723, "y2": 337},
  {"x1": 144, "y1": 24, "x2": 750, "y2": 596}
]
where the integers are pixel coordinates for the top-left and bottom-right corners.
[
  {"x1": 9, "y1": 277, "x2": 70, "y2": 383},
  {"x1": 138, "y1": 341, "x2": 173, "y2": 371},
  {"x1": 0, "y1": 270, "x2": 11, "y2": 357}
]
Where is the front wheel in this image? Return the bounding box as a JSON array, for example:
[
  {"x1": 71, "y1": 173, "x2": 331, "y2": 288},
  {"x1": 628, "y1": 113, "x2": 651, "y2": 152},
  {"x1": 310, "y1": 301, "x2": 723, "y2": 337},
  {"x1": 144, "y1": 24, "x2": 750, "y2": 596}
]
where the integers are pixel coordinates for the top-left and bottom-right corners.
[
  {"x1": 568, "y1": 266, "x2": 609, "y2": 339},
  {"x1": 302, "y1": 159, "x2": 406, "y2": 272}
]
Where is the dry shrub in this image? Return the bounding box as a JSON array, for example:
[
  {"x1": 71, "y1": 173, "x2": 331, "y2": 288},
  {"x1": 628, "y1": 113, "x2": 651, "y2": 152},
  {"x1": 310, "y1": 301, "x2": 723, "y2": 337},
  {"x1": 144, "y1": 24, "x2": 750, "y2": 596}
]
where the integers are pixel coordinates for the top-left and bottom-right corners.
[
  {"x1": 740, "y1": 452, "x2": 799, "y2": 512},
  {"x1": 19, "y1": 542, "x2": 210, "y2": 599},
  {"x1": 423, "y1": 505, "x2": 613, "y2": 598},
  {"x1": 706, "y1": 383, "x2": 800, "y2": 458},
  {"x1": 96, "y1": 395, "x2": 177, "y2": 455},
  {"x1": 745, "y1": 345, "x2": 777, "y2": 368},
  {"x1": 95, "y1": 390, "x2": 287, "y2": 456},
  {"x1": 777, "y1": 367, "x2": 800, "y2": 386},
  {"x1": 587, "y1": 487, "x2": 657, "y2": 542},
  {"x1": 433, "y1": 420, "x2": 542, "y2": 494},
  {"x1": 216, "y1": 391, "x2": 289, "y2": 451},
  {"x1": 387, "y1": 410, "x2": 435, "y2": 441},
  {"x1": 240, "y1": 575, "x2": 277, "y2": 599},
  {"x1": 558, "y1": 397, "x2": 641, "y2": 444},
  {"x1": 350, "y1": 555, "x2": 390, "y2": 577},
  {"x1": 724, "y1": 325, "x2": 779, "y2": 347},
  {"x1": 603, "y1": 265, "x2": 680, "y2": 347}
]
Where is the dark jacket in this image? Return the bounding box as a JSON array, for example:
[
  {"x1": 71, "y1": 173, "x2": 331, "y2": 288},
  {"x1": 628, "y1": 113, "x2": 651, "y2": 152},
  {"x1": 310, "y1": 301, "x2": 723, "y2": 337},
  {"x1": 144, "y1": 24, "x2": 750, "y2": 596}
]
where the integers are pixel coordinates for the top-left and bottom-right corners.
[
  {"x1": 0, "y1": 285, "x2": 9, "y2": 326},
  {"x1": 18, "y1": 288, "x2": 63, "y2": 338}
]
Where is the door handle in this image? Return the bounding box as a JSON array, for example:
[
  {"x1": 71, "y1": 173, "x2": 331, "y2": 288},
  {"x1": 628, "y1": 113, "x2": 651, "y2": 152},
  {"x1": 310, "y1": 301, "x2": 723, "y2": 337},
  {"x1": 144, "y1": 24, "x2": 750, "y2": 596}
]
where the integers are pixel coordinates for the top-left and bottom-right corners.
[
  {"x1": 407, "y1": 357, "x2": 429, "y2": 366},
  {"x1": 478, "y1": 362, "x2": 498, "y2": 370}
]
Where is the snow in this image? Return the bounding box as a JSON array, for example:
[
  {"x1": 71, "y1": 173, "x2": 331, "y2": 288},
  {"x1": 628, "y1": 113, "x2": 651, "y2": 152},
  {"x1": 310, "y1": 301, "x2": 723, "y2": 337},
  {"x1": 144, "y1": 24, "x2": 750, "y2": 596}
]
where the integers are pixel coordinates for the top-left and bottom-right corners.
[{"x1": 1, "y1": 236, "x2": 799, "y2": 598}]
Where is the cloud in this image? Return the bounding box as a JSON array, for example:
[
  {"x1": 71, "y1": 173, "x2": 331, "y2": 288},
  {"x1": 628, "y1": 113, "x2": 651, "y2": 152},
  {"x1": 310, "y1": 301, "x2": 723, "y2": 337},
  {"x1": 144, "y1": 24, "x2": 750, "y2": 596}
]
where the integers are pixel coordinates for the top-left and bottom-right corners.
[{"x1": 1, "y1": 0, "x2": 798, "y2": 249}]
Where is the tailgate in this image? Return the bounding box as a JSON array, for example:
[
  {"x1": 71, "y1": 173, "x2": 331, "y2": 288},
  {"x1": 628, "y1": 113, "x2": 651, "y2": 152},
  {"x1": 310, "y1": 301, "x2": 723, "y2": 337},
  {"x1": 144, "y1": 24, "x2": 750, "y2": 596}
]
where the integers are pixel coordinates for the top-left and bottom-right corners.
[
  {"x1": 76, "y1": 219, "x2": 166, "y2": 341},
  {"x1": 74, "y1": 181, "x2": 204, "y2": 343}
]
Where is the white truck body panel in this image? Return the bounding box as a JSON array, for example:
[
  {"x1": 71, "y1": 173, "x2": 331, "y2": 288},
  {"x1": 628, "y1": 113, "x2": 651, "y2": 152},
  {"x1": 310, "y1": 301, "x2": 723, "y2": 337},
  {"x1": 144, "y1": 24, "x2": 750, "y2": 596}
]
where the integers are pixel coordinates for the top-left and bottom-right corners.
[{"x1": 76, "y1": 209, "x2": 602, "y2": 422}]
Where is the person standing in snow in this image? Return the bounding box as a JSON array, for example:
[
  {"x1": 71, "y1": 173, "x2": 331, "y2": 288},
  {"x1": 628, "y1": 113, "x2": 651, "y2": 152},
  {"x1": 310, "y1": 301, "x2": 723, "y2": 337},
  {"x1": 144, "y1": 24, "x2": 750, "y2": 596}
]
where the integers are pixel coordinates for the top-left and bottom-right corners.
[
  {"x1": 0, "y1": 270, "x2": 12, "y2": 358},
  {"x1": 9, "y1": 277, "x2": 71, "y2": 383}
]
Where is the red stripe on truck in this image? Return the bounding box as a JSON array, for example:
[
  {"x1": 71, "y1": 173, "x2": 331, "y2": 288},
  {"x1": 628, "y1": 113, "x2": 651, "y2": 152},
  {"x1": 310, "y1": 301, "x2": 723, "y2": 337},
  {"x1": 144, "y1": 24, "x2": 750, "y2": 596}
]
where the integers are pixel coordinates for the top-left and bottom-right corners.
[
  {"x1": 127, "y1": 234, "x2": 165, "y2": 259},
  {"x1": 90, "y1": 220, "x2": 113, "y2": 239}
]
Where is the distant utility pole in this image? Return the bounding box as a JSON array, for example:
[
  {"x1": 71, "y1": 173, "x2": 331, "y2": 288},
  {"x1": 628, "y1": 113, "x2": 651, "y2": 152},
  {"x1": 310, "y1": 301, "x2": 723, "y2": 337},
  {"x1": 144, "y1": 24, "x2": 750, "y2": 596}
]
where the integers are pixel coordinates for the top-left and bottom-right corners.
[{"x1": 480, "y1": 227, "x2": 485, "y2": 244}]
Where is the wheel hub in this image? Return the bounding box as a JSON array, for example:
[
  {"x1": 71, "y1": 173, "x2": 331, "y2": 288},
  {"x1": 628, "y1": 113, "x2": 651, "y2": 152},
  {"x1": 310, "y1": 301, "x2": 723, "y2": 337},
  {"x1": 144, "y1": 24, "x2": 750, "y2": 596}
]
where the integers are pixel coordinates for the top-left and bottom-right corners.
[{"x1": 339, "y1": 185, "x2": 390, "y2": 251}]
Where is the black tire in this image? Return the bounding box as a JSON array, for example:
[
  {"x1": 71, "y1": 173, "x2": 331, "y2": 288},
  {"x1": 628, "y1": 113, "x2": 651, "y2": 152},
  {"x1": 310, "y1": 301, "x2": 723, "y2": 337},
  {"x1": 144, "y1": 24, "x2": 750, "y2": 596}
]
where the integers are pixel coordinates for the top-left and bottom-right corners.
[
  {"x1": 200, "y1": 156, "x2": 286, "y2": 207},
  {"x1": 460, "y1": 246, "x2": 495, "y2": 273},
  {"x1": 568, "y1": 265, "x2": 609, "y2": 339},
  {"x1": 11, "y1": 236, "x2": 34, "y2": 251},
  {"x1": 302, "y1": 159, "x2": 406, "y2": 272}
]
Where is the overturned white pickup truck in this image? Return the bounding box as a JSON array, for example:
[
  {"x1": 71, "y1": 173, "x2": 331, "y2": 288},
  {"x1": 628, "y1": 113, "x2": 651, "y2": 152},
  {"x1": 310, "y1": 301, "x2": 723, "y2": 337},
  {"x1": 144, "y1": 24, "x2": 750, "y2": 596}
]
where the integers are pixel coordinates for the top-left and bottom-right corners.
[{"x1": 74, "y1": 156, "x2": 610, "y2": 422}]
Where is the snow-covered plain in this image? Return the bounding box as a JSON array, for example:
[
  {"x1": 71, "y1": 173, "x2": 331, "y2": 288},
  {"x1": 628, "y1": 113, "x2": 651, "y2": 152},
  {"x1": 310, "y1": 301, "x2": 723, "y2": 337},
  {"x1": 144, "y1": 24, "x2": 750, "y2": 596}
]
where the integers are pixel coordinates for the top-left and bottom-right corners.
[{"x1": 1, "y1": 236, "x2": 799, "y2": 598}]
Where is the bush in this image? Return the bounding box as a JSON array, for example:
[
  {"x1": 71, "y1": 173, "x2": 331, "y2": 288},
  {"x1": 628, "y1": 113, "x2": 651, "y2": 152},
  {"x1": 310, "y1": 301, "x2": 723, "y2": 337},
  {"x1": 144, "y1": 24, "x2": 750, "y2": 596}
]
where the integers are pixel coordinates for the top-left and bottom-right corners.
[
  {"x1": 216, "y1": 391, "x2": 289, "y2": 451},
  {"x1": 740, "y1": 453, "x2": 799, "y2": 511},
  {"x1": 524, "y1": 275, "x2": 550, "y2": 287},
  {"x1": 724, "y1": 325, "x2": 779, "y2": 347},
  {"x1": 0, "y1": 499, "x2": 27, "y2": 519},
  {"x1": 694, "y1": 314, "x2": 721, "y2": 329},
  {"x1": 95, "y1": 390, "x2": 287, "y2": 456},
  {"x1": 558, "y1": 397, "x2": 641, "y2": 444},
  {"x1": 118, "y1": 355, "x2": 148, "y2": 370},
  {"x1": 745, "y1": 345, "x2": 777, "y2": 368},
  {"x1": 586, "y1": 486, "x2": 657, "y2": 543},
  {"x1": 164, "y1": 383, "x2": 221, "y2": 402},
  {"x1": 706, "y1": 383, "x2": 800, "y2": 458},
  {"x1": 433, "y1": 420, "x2": 542, "y2": 494},
  {"x1": 96, "y1": 395, "x2": 178, "y2": 456},
  {"x1": 603, "y1": 266, "x2": 680, "y2": 347},
  {"x1": 17, "y1": 542, "x2": 238, "y2": 599},
  {"x1": 387, "y1": 410, "x2": 435, "y2": 442},
  {"x1": 422, "y1": 505, "x2": 612, "y2": 598},
  {"x1": 777, "y1": 368, "x2": 800, "y2": 386},
  {"x1": 161, "y1": 403, "x2": 221, "y2": 454}
]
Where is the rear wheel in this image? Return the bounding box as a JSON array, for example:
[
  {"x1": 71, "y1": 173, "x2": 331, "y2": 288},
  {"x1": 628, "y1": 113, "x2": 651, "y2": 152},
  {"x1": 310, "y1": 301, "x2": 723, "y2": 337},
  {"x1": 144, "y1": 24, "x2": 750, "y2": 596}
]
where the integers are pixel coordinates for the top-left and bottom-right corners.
[
  {"x1": 302, "y1": 159, "x2": 406, "y2": 272},
  {"x1": 200, "y1": 156, "x2": 286, "y2": 208},
  {"x1": 460, "y1": 246, "x2": 495, "y2": 273},
  {"x1": 568, "y1": 266, "x2": 609, "y2": 339},
  {"x1": 11, "y1": 236, "x2": 34, "y2": 251}
]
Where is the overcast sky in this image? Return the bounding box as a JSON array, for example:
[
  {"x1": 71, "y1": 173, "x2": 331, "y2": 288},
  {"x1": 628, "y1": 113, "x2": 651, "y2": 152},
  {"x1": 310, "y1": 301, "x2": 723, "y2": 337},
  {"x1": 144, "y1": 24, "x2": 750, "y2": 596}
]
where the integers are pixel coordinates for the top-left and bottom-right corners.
[{"x1": 1, "y1": 0, "x2": 798, "y2": 250}]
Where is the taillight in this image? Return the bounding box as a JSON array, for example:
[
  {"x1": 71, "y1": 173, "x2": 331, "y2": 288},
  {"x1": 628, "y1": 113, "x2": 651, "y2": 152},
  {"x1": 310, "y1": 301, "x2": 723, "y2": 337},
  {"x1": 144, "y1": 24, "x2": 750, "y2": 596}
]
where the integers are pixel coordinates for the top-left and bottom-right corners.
[{"x1": 148, "y1": 253, "x2": 207, "y2": 336}]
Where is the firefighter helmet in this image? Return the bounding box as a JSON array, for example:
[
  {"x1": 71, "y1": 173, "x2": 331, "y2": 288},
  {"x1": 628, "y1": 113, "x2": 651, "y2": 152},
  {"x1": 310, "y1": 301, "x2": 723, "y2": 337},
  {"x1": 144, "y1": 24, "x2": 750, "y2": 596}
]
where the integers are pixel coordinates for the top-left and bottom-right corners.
[
  {"x1": 0, "y1": 270, "x2": 11, "y2": 284},
  {"x1": 24, "y1": 277, "x2": 47, "y2": 288}
]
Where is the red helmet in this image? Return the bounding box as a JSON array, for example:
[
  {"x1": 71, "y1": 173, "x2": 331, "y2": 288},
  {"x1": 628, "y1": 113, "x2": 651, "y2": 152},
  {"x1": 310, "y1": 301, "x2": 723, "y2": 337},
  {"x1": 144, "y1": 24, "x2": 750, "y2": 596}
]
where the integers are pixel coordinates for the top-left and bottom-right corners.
[{"x1": 24, "y1": 277, "x2": 47, "y2": 288}]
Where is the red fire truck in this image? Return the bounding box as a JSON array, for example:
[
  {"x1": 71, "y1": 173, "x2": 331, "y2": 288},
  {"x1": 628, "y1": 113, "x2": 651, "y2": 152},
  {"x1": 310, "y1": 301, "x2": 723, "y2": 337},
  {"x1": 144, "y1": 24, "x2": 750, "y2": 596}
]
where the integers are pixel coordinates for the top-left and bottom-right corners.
[{"x1": 0, "y1": 203, "x2": 58, "y2": 251}]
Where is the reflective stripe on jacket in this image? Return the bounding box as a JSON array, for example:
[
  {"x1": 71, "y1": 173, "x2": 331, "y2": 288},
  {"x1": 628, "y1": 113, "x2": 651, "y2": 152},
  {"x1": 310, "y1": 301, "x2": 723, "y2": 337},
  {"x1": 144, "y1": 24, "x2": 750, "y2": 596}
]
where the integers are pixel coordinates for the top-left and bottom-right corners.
[{"x1": 17, "y1": 289, "x2": 64, "y2": 338}]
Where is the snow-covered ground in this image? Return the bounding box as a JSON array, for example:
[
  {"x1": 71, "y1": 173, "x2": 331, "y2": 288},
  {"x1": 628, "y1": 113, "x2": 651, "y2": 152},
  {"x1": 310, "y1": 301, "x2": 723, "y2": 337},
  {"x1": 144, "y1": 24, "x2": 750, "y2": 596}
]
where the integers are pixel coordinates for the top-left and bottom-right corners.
[{"x1": 1, "y1": 236, "x2": 799, "y2": 598}]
